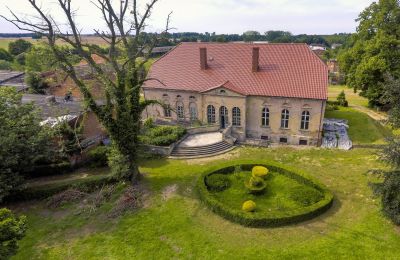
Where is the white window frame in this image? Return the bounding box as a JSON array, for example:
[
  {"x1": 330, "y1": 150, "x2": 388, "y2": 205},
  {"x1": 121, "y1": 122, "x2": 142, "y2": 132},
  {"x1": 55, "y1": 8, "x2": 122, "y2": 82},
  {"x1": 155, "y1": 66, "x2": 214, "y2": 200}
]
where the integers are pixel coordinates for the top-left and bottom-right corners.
[
  {"x1": 232, "y1": 107, "x2": 241, "y2": 126},
  {"x1": 207, "y1": 105, "x2": 216, "y2": 124},
  {"x1": 301, "y1": 110, "x2": 310, "y2": 130},
  {"x1": 261, "y1": 107, "x2": 270, "y2": 126},
  {"x1": 281, "y1": 109, "x2": 290, "y2": 129}
]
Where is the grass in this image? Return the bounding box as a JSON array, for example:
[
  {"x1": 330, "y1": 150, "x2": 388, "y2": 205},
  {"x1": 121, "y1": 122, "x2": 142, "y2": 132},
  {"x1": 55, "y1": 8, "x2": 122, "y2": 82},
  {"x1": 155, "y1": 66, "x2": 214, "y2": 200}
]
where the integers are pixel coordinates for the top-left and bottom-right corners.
[
  {"x1": 325, "y1": 107, "x2": 391, "y2": 145},
  {"x1": 328, "y1": 85, "x2": 369, "y2": 107},
  {"x1": 9, "y1": 146, "x2": 400, "y2": 259}
]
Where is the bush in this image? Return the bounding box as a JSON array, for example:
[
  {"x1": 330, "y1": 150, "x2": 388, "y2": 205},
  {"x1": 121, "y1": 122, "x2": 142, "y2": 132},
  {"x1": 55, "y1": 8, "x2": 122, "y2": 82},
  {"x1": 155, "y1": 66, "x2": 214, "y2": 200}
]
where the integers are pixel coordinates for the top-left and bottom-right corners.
[
  {"x1": 205, "y1": 174, "x2": 230, "y2": 192},
  {"x1": 15, "y1": 53, "x2": 26, "y2": 66},
  {"x1": 289, "y1": 186, "x2": 324, "y2": 206},
  {"x1": 337, "y1": 90, "x2": 349, "y2": 107},
  {"x1": 139, "y1": 125, "x2": 186, "y2": 146},
  {"x1": 252, "y1": 166, "x2": 269, "y2": 179},
  {"x1": 0, "y1": 48, "x2": 13, "y2": 62},
  {"x1": 242, "y1": 200, "x2": 256, "y2": 212},
  {"x1": 0, "y1": 208, "x2": 27, "y2": 259},
  {"x1": 8, "y1": 39, "x2": 32, "y2": 56},
  {"x1": 25, "y1": 71, "x2": 48, "y2": 94},
  {"x1": 197, "y1": 161, "x2": 334, "y2": 228},
  {"x1": 245, "y1": 176, "x2": 266, "y2": 194},
  {"x1": 87, "y1": 146, "x2": 110, "y2": 167},
  {"x1": 0, "y1": 60, "x2": 12, "y2": 70},
  {"x1": 381, "y1": 171, "x2": 400, "y2": 225}
]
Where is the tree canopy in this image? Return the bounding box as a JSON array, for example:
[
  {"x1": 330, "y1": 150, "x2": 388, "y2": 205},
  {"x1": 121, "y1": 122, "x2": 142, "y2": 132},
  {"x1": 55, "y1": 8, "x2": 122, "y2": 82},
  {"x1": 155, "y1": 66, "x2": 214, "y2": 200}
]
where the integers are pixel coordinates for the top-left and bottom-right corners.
[
  {"x1": 0, "y1": 87, "x2": 52, "y2": 201},
  {"x1": 8, "y1": 39, "x2": 32, "y2": 56},
  {"x1": 338, "y1": 0, "x2": 400, "y2": 107}
]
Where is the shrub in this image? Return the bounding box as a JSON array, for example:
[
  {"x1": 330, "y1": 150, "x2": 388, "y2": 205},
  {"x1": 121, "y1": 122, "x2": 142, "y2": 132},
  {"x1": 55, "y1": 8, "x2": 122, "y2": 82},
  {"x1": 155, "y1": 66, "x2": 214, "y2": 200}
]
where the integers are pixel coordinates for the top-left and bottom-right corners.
[
  {"x1": 0, "y1": 48, "x2": 13, "y2": 62},
  {"x1": 242, "y1": 200, "x2": 256, "y2": 212},
  {"x1": 289, "y1": 186, "x2": 324, "y2": 206},
  {"x1": 252, "y1": 166, "x2": 269, "y2": 179},
  {"x1": 15, "y1": 53, "x2": 26, "y2": 66},
  {"x1": 205, "y1": 174, "x2": 230, "y2": 192},
  {"x1": 381, "y1": 171, "x2": 400, "y2": 225},
  {"x1": 245, "y1": 176, "x2": 266, "y2": 194},
  {"x1": 0, "y1": 208, "x2": 27, "y2": 259},
  {"x1": 0, "y1": 60, "x2": 12, "y2": 70},
  {"x1": 25, "y1": 71, "x2": 48, "y2": 94},
  {"x1": 337, "y1": 90, "x2": 349, "y2": 107},
  {"x1": 139, "y1": 125, "x2": 186, "y2": 146},
  {"x1": 8, "y1": 39, "x2": 32, "y2": 56},
  {"x1": 87, "y1": 146, "x2": 110, "y2": 167}
]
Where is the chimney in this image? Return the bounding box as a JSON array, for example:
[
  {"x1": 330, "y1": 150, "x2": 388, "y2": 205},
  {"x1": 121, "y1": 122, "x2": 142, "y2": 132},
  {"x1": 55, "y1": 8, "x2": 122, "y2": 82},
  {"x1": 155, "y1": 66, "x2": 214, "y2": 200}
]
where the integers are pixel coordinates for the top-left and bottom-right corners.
[
  {"x1": 252, "y1": 47, "x2": 259, "y2": 72},
  {"x1": 200, "y1": 48, "x2": 208, "y2": 70}
]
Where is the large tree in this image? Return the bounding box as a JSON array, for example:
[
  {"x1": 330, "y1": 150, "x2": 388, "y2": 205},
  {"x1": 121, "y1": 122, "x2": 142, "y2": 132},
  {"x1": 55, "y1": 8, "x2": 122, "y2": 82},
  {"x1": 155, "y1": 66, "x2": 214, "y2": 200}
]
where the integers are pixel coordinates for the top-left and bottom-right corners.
[
  {"x1": 2, "y1": 0, "x2": 171, "y2": 182},
  {"x1": 0, "y1": 88, "x2": 52, "y2": 201},
  {"x1": 338, "y1": 0, "x2": 400, "y2": 107}
]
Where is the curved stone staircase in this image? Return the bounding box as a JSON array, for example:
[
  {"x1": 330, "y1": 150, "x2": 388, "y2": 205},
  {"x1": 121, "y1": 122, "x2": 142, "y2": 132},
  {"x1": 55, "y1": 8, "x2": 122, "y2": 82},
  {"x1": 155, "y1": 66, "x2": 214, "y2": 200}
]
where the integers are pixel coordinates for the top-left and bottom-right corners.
[{"x1": 169, "y1": 140, "x2": 235, "y2": 159}]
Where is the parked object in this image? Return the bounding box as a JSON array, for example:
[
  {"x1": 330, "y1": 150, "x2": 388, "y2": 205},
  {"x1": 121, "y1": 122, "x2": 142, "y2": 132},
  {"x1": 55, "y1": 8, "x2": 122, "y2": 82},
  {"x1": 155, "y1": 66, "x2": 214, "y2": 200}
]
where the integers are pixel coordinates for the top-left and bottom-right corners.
[{"x1": 322, "y1": 118, "x2": 352, "y2": 150}]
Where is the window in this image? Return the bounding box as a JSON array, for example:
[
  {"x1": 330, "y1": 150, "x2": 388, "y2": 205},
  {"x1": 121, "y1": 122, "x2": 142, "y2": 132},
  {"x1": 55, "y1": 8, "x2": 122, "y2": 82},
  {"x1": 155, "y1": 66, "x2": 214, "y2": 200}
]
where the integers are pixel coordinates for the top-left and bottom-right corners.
[
  {"x1": 261, "y1": 107, "x2": 270, "y2": 126},
  {"x1": 176, "y1": 102, "x2": 184, "y2": 120},
  {"x1": 280, "y1": 137, "x2": 288, "y2": 143},
  {"x1": 189, "y1": 95, "x2": 196, "y2": 99},
  {"x1": 299, "y1": 139, "x2": 308, "y2": 145},
  {"x1": 301, "y1": 111, "x2": 310, "y2": 130},
  {"x1": 164, "y1": 104, "x2": 171, "y2": 117},
  {"x1": 176, "y1": 95, "x2": 182, "y2": 98},
  {"x1": 232, "y1": 107, "x2": 241, "y2": 126},
  {"x1": 261, "y1": 135, "x2": 269, "y2": 140},
  {"x1": 219, "y1": 89, "x2": 226, "y2": 94},
  {"x1": 189, "y1": 103, "x2": 197, "y2": 121},
  {"x1": 281, "y1": 109, "x2": 290, "y2": 129},
  {"x1": 207, "y1": 105, "x2": 216, "y2": 124},
  {"x1": 162, "y1": 93, "x2": 168, "y2": 97}
]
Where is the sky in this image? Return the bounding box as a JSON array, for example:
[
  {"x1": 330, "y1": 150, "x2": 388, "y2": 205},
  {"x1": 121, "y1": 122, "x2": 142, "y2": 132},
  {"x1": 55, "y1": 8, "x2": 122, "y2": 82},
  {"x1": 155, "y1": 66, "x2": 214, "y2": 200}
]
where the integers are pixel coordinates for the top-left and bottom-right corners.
[{"x1": 0, "y1": 0, "x2": 375, "y2": 35}]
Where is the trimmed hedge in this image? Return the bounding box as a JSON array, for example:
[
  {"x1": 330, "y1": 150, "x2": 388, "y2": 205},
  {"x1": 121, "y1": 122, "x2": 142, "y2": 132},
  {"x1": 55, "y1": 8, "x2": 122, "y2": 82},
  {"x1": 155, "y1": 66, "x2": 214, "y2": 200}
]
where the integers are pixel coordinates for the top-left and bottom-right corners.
[{"x1": 197, "y1": 160, "x2": 334, "y2": 228}]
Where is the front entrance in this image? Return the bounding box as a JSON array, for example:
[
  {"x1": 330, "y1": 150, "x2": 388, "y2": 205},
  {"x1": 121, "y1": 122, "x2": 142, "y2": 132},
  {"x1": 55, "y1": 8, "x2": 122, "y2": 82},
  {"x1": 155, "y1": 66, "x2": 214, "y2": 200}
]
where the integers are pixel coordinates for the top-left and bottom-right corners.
[{"x1": 219, "y1": 106, "x2": 228, "y2": 129}]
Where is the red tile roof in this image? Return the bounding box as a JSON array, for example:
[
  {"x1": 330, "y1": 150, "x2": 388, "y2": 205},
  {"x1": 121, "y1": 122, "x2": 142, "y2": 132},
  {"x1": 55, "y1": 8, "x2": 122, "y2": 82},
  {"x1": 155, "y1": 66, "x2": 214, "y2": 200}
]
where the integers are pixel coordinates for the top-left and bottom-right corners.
[{"x1": 144, "y1": 43, "x2": 328, "y2": 100}]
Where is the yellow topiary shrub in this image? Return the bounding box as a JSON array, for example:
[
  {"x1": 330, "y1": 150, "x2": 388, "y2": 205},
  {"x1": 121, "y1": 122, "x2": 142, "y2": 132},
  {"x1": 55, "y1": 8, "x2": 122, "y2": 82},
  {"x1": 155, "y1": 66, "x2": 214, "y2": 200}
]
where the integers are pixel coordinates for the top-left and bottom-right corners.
[
  {"x1": 252, "y1": 166, "x2": 269, "y2": 179},
  {"x1": 242, "y1": 200, "x2": 256, "y2": 212}
]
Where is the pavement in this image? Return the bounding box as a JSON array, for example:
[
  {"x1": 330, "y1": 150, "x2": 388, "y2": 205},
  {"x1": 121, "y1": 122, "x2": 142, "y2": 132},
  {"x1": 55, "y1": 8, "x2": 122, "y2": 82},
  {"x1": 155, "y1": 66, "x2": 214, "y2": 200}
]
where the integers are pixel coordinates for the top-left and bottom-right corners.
[{"x1": 179, "y1": 132, "x2": 223, "y2": 147}]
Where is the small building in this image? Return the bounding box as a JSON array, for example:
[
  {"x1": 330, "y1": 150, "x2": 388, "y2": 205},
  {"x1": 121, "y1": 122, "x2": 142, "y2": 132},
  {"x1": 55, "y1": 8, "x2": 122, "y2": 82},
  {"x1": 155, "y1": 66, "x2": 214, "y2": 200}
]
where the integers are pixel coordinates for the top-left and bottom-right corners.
[{"x1": 143, "y1": 43, "x2": 328, "y2": 146}]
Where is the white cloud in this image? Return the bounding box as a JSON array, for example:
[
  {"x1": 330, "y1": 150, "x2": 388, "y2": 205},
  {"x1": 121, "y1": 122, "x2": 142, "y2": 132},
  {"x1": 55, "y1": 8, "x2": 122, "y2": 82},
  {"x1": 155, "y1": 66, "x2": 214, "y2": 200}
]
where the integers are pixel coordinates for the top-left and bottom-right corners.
[{"x1": 0, "y1": 0, "x2": 374, "y2": 34}]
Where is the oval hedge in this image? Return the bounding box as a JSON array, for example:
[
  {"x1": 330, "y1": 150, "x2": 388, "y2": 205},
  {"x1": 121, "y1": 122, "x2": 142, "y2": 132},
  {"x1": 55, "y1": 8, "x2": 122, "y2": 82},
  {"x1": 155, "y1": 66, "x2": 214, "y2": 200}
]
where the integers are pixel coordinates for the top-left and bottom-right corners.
[{"x1": 197, "y1": 160, "x2": 334, "y2": 228}]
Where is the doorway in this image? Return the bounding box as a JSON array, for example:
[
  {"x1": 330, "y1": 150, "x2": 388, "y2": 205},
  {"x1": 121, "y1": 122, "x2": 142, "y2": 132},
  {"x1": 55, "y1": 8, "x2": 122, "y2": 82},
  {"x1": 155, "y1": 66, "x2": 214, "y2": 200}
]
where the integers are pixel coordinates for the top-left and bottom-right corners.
[{"x1": 219, "y1": 106, "x2": 228, "y2": 129}]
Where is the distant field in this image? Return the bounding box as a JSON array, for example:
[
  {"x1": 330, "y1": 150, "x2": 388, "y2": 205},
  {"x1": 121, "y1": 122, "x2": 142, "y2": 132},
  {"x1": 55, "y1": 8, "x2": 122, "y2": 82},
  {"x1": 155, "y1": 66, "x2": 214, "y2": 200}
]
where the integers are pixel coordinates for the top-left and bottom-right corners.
[
  {"x1": 328, "y1": 85, "x2": 369, "y2": 107},
  {"x1": 0, "y1": 36, "x2": 109, "y2": 49}
]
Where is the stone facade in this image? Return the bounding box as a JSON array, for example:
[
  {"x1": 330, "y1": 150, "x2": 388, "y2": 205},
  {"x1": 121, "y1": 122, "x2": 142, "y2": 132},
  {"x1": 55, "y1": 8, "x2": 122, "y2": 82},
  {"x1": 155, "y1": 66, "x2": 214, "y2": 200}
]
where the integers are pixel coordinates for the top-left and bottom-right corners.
[{"x1": 143, "y1": 87, "x2": 325, "y2": 146}]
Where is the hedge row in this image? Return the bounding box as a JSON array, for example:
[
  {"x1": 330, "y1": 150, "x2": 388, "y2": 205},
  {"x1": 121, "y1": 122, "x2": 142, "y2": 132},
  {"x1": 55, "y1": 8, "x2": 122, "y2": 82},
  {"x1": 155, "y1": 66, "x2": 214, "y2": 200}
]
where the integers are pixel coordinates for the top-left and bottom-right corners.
[
  {"x1": 4, "y1": 175, "x2": 118, "y2": 203},
  {"x1": 197, "y1": 160, "x2": 334, "y2": 228}
]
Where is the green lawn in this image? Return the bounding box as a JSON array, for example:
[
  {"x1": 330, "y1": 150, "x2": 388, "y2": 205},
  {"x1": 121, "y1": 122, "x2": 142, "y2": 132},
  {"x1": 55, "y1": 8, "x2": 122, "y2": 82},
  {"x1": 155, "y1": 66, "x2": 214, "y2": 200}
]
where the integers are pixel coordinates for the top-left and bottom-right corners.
[
  {"x1": 325, "y1": 107, "x2": 391, "y2": 145},
  {"x1": 328, "y1": 85, "x2": 369, "y2": 107},
  {"x1": 10, "y1": 146, "x2": 400, "y2": 259}
]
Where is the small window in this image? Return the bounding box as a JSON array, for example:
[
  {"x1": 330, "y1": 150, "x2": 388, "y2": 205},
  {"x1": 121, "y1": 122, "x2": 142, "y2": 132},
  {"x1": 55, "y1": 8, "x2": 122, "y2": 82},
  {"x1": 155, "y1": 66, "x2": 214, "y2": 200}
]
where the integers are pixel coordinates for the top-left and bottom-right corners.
[
  {"x1": 164, "y1": 104, "x2": 171, "y2": 117},
  {"x1": 189, "y1": 95, "x2": 196, "y2": 99},
  {"x1": 261, "y1": 107, "x2": 269, "y2": 126},
  {"x1": 176, "y1": 95, "x2": 182, "y2": 98},
  {"x1": 207, "y1": 105, "x2": 216, "y2": 124},
  {"x1": 219, "y1": 89, "x2": 226, "y2": 94},
  {"x1": 279, "y1": 137, "x2": 288, "y2": 143},
  {"x1": 299, "y1": 139, "x2": 308, "y2": 145},
  {"x1": 281, "y1": 109, "x2": 289, "y2": 129},
  {"x1": 301, "y1": 111, "x2": 310, "y2": 130},
  {"x1": 261, "y1": 135, "x2": 269, "y2": 140},
  {"x1": 162, "y1": 94, "x2": 168, "y2": 97},
  {"x1": 176, "y1": 102, "x2": 184, "y2": 120},
  {"x1": 232, "y1": 107, "x2": 241, "y2": 126}
]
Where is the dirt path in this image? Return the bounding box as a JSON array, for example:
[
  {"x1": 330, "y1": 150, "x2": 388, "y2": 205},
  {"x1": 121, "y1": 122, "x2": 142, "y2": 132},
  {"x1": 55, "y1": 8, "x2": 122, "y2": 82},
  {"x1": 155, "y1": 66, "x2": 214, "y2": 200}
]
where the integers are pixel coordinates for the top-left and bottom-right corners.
[{"x1": 351, "y1": 105, "x2": 388, "y2": 122}]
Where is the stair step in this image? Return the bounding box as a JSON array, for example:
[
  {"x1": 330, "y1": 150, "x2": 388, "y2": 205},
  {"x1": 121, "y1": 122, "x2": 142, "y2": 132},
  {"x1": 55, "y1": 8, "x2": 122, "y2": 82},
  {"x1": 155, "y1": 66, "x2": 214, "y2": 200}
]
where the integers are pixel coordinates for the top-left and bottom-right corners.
[{"x1": 170, "y1": 141, "x2": 234, "y2": 158}]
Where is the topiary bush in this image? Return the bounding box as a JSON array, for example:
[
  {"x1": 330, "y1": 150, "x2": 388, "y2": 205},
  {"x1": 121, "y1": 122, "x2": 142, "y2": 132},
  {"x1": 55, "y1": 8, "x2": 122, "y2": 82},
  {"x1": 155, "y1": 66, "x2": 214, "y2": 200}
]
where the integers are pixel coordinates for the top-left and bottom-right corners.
[
  {"x1": 289, "y1": 186, "x2": 324, "y2": 206},
  {"x1": 197, "y1": 160, "x2": 334, "y2": 228},
  {"x1": 245, "y1": 176, "x2": 266, "y2": 194},
  {"x1": 252, "y1": 166, "x2": 269, "y2": 179},
  {"x1": 242, "y1": 200, "x2": 256, "y2": 212},
  {"x1": 205, "y1": 174, "x2": 231, "y2": 192}
]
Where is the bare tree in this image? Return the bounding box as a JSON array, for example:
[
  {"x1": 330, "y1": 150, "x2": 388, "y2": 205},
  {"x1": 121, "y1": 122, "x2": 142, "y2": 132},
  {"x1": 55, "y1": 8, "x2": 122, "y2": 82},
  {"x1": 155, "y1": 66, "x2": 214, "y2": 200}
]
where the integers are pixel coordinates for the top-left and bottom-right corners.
[{"x1": 2, "y1": 0, "x2": 171, "y2": 182}]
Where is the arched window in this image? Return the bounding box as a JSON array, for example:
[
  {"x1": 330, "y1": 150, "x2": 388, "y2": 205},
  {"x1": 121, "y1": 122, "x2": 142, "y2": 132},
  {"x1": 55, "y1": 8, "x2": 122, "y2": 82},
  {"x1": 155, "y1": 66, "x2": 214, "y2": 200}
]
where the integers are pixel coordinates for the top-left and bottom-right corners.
[
  {"x1": 189, "y1": 102, "x2": 197, "y2": 121},
  {"x1": 301, "y1": 111, "x2": 310, "y2": 130},
  {"x1": 207, "y1": 105, "x2": 216, "y2": 124},
  {"x1": 281, "y1": 109, "x2": 289, "y2": 129},
  {"x1": 261, "y1": 107, "x2": 269, "y2": 126},
  {"x1": 232, "y1": 107, "x2": 241, "y2": 126},
  {"x1": 176, "y1": 102, "x2": 184, "y2": 120},
  {"x1": 164, "y1": 103, "x2": 171, "y2": 117}
]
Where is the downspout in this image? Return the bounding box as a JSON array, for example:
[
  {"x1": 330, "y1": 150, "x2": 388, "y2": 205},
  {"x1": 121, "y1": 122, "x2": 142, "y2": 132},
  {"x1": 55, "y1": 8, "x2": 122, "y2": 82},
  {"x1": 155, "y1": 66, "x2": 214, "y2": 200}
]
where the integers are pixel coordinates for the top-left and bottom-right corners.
[{"x1": 317, "y1": 100, "x2": 325, "y2": 146}]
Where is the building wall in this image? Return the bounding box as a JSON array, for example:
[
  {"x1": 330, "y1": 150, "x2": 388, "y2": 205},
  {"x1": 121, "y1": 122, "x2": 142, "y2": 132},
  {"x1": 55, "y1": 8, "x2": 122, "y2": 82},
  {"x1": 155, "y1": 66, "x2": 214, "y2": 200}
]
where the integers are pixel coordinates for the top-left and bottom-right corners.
[
  {"x1": 246, "y1": 96, "x2": 325, "y2": 146},
  {"x1": 143, "y1": 88, "x2": 325, "y2": 146}
]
